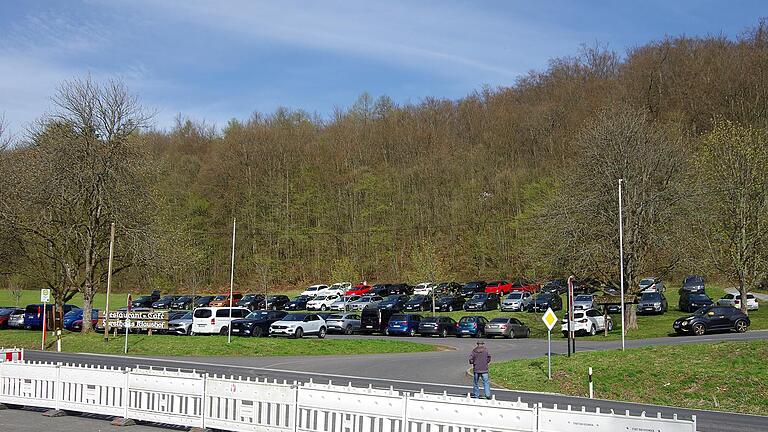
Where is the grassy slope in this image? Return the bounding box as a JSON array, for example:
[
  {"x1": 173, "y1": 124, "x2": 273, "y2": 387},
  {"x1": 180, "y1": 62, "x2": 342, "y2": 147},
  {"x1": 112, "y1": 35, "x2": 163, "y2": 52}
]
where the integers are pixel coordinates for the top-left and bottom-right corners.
[
  {"x1": 0, "y1": 329, "x2": 435, "y2": 357},
  {"x1": 490, "y1": 340, "x2": 768, "y2": 416},
  {"x1": 1, "y1": 286, "x2": 764, "y2": 341}
]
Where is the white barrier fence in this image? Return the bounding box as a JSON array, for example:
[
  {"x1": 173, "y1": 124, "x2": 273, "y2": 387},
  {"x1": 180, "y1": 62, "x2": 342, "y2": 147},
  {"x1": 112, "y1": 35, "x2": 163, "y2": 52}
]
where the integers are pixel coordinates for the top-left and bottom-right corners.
[
  {"x1": 0, "y1": 361, "x2": 697, "y2": 432},
  {"x1": 0, "y1": 347, "x2": 24, "y2": 362}
]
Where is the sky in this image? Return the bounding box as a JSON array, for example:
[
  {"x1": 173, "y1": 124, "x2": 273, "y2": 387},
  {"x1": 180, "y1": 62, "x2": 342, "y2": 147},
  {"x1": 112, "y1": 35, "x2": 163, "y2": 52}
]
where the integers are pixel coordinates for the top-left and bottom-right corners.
[{"x1": 0, "y1": 0, "x2": 765, "y2": 136}]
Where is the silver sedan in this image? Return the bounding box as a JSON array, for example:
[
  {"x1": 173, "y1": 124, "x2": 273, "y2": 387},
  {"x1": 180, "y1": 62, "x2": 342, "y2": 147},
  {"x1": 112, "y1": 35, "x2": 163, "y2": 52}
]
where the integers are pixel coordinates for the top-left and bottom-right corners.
[{"x1": 484, "y1": 317, "x2": 530, "y2": 339}]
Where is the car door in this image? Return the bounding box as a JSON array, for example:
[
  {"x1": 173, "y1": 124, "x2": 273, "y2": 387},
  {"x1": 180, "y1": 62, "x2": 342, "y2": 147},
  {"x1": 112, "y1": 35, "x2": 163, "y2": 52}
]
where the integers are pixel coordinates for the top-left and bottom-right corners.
[
  {"x1": 509, "y1": 318, "x2": 525, "y2": 335},
  {"x1": 708, "y1": 307, "x2": 731, "y2": 329},
  {"x1": 587, "y1": 309, "x2": 604, "y2": 330},
  {"x1": 304, "y1": 315, "x2": 319, "y2": 334}
]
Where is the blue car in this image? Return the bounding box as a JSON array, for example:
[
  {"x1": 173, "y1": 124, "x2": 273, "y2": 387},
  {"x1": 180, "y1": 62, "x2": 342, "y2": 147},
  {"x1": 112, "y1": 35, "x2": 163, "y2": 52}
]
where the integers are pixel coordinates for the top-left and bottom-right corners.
[
  {"x1": 456, "y1": 316, "x2": 489, "y2": 338},
  {"x1": 24, "y1": 304, "x2": 79, "y2": 330},
  {"x1": 385, "y1": 314, "x2": 423, "y2": 336},
  {"x1": 63, "y1": 308, "x2": 100, "y2": 331}
]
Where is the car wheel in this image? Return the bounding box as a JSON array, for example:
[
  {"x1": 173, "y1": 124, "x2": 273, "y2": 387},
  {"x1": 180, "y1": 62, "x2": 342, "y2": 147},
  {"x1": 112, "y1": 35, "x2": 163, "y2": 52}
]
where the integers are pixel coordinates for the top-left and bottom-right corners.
[
  {"x1": 475, "y1": 330, "x2": 483, "y2": 338},
  {"x1": 589, "y1": 326, "x2": 596, "y2": 336},
  {"x1": 219, "y1": 326, "x2": 228, "y2": 336},
  {"x1": 440, "y1": 329, "x2": 447, "y2": 338},
  {"x1": 318, "y1": 327, "x2": 326, "y2": 339},
  {"x1": 692, "y1": 323, "x2": 706, "y2": 336},
  {"x1": 735, "y1": 319, "x2": 748, "y2": 333},
  {"x1": 190, "y1": 331, "x2": 196, "y2": 336},
  {"x1": 294, "y1": 327, "x2": 304, "y2": 339},
  {"x1": 608, "y1": 321, "x2": 614, "y2": 331},
  {"x1": 321, "y1": 305, "x2": 327, "y2": 311},
  {"x1": 385, "y1": 328, "x2": 390, "y2": 336},
  {"x1": 448, "y1": 305, "x2": 454, "y2": 312},
  {"x1": 525, "y1": 329, "x2": 530, "y2": 338},
  {"x1": 344, "y1": 326, "x2": 353, "y2": 335},
  {"x1": 408, "y1": 328, "x2": 416, "y2": 337},
  {"x1": 252, "y1": 327, "x2": 263, "y2": 337},
  {"x1": 507, "y1": 330, "x2": 515, "y2": 339}
]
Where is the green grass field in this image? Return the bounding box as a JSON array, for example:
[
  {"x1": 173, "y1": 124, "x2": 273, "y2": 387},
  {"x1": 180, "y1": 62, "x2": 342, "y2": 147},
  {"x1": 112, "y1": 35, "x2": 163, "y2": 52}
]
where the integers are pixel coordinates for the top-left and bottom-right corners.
[
  {"x1": 0, "y1": 329, "x2": 435, "y2": 357},
  {"x1": 490, "y1": 340, "x2": 768, "y2": 416}
]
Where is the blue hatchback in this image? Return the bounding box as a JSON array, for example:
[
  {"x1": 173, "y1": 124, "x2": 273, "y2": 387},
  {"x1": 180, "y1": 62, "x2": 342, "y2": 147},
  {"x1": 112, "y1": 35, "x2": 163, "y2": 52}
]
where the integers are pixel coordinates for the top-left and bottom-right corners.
[
  {"x1": 456, "y1": 316, "x2": 489, "y2": 337},
  {"x1": 386, "y1": 314, "x2": 423, "y2": 336}
]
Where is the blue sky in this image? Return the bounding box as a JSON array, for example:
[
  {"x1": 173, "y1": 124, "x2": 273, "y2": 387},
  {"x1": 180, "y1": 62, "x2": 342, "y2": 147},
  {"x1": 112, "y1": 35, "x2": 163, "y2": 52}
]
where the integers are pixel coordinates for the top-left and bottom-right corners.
[{"x1": 0, "y1": 1, "x2": 765, "y2": 135}]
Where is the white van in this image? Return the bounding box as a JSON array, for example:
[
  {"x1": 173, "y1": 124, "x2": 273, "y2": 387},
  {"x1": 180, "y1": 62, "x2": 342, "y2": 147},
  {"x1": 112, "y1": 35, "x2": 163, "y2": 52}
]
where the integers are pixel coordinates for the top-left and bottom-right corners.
[{"x1": 191, "y1": 307, "x2": 250, "y2": 335}]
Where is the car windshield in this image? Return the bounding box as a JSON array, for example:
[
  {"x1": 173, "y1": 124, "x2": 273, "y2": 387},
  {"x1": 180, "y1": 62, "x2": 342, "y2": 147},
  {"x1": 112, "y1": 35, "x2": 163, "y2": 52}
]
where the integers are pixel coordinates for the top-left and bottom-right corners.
[
  {"x1": 508, "y1": 293, "x2": 523, "y2": 299},
  {"x1": 490, "y1": 318, "x2": 509, "y2": 323},
  {"x1": 135, "y1": 296, "x2": 151, "y2": 301},
  {"x1": 194, "y1": 309, "x2": 212, "y2": 318},
  {"x1": 471, "y1": 294, "x2": 487, "y2": 300},
  {"x1": 384, "y1": 295, "x2": 402, "y2": 301},
  {"x1": 246, "y1": 311, "x2": 270, "y2": 320},
  {"x1": 410, "y1": 295, "x2": 427, "y2": 301},
  {"x1": 641, "y1": 293, "x2": 661, "y2": 301},
  {"x1": 422, "y1": 317, "x2": 439, "y2": 323},
  {"x1": 690, "y1": 294, "x2": 710, "y2": 301},
  {"x1": 314, "y1": 296, "x2": 327, "y2": 301},
  {"x1": 266, "y1": 296, "x2": 281, "y2": 301},
  {"x1": 179, "y1": 312, "x2": 192, "y2": 319},
  {"x1": 213, "y1": 295, "x2": 227, "y2": 301},
  {"x1": 241, "y1": 295, "x2": 257, "y2": 301},
  {"x1": 535, "y1": 294, "x2": 552, "y2": 300},
  {"x1": 459, "y1": 317, "x2": 477, "y2": 323},
  {"x1": 575, "y1": 295, "x2": 592, "y2": 301},
  {"x1": 640, "y1": 278, "x2": 655, "y2": 286},
  {"x1": 159, "y1": 296, "x2": 175, "y2": 301},
  {"x1": 282, "y1": 314, "x2": 306, "y2": 321},
  {"x1": 684, "y1": 276, "x2": 703, "y2": 285},
  {"x1": 391, "y1": 314, "x2": 408, "y2": 320},
  {"x1": 437, "y1": 296, "x2": 453, "y2": 302},
  {"x1": 177, "y1": 296, "x2": 191, "y2": 301},
  {"x1": 328, "y1": 314, "x2": 344, "y2": 320},
  {"x1": 464, "y1": 282, "x2": 483, "y2": 289}
]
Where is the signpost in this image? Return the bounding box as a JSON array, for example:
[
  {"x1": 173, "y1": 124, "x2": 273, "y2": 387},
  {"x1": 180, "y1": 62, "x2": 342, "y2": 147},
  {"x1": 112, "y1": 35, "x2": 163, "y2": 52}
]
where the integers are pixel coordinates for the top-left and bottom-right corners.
[
  {"x1": 566, "y1": 276, "x2": 575, "y2": 356},
  {"x1": 542, "y1": 307, "x2": 558, "y2": 380},
  {"x1": 124, "y1": 294, "x2": 131, "y2": 354},
  {"x1": 40, "y1": 289, "x2": 50, "y2": 351}
]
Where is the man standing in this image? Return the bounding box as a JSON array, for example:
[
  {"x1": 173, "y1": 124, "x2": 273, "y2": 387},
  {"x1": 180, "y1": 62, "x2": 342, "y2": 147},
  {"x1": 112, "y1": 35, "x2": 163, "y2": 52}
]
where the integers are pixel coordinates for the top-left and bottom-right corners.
[{"x1": 469, "y1": 340, "x2": 491, "y2": 399}]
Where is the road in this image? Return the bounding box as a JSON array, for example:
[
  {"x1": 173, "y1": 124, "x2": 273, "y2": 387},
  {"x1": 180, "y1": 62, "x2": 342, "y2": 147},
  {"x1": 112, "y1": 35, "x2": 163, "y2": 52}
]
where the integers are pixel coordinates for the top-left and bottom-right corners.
[{"x1": 7, "y1": 330, "x2": 768, "y2": 432}]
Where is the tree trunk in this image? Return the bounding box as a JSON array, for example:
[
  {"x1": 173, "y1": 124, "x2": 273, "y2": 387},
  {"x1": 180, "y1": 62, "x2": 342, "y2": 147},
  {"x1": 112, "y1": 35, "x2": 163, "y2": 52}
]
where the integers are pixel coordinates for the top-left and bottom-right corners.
[
  {"x1": 623, "y1": 304, "x2": 638, "y2": 331},
  {"x1": 81, "y1": 279, "x2": 95, "y2": 333}
]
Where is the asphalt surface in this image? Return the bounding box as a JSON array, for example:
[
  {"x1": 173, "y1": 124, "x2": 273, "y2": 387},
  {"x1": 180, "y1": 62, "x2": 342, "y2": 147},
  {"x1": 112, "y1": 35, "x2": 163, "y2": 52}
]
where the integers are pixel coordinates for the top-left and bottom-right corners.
[{"x1": 7, "y1": 330, "x2": 768, "y2": 432}]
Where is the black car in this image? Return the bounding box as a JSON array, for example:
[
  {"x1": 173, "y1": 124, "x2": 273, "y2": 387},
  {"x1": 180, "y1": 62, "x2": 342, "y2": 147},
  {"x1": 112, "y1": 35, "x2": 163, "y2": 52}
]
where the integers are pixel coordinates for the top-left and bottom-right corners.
[
  {"x1": 541, "y1": 279, "x2": 567, "y2": 295},
  {"x1": 463, "y1": 293, "x2": 499, "y2": 311},
  {"x1": 377, "y1": 294, "x2": 409, "y2": 311},
  {"x1": 434, "y1": 282, "x2": 462, "y2": 296},
  {"x1": 637, "y1": 292, "x2": 668, "y2": 315},
  {"x1": 170, "y1": 295, "x2": 200, "y2": 310},
  {"x1": 259, "y1": 295, "x2": 291, "y2": 310},
  {"x1": 285, "y1": 295, "x2": 310, "y2": 311},
  {"x1": 680, "y1": 275, "x2": 705, "y2": 294},
  {"x1": 194, "y1": 295, "x2": 215, "y2": 308},
  {"x1": 389, "y1": 283, "x2": 413, "y2": 295},
  {"x1": 359, "y1": 307, "x2": 398, "y2": 334},
  {"x1": 528, "y1": 292, "x2": 563, "y2": 312},
  {"x1": 231, "y1": 310, "x2": 289, "y2": 337},
  {"x1": 673, "y1": 306, "x2": 750, "y2": 336},
  {"x1": 434, "y1": 295, "x2": 465, "y2": 312},
  {"x1": 367, "y1": 284, "x2": 394, "y2": 297},
  {"x1": 417, "y1": 316, "x2": 457, "y2": 337},
  {"x1": 461, "y1": 281, "x2": 486, "y2": 297},
  {"x1": 237, "y1": 294, "x2": 265, "y2": 310},
  {"x1": 573, "y1": 279, "x2": 600, "y2": 294},
  {"x1": 403, "y1": 295, "x2": 433, "y2": 312},
  {"x1": 679, "y1": 292, "x2": 714, "y2": 312},
  {"x1": 151, "y1": 295, "x2": 179, "y2": 310},
  {"x1": 131, "y1": 295, "x2": 158, "y2": 308}
]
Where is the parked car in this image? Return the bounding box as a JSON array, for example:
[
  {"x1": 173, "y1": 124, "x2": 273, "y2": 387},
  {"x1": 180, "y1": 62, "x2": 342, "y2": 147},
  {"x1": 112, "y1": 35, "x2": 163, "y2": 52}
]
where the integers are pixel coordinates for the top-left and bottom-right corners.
[
  {"x1": 24, "y1": 304, "x2": 79, "y2": 330},
  {"x1": 329, "y1": 295, "x2": 360, "y2": 311},
  {"x1": 259, "y1": 295, "x2": 291, "y2": 310},
  {"x1": 285, "y1": 296, "x2": 310, "y2": 311},
  {"x1": 680, "y1": 275, "x2": 705, "y2": 294},
  {"x1": 434, "y1": 295, "x2": 465, "y2": 312},
  {"x1": 360, "y1": 307, "x2": 398, "y2": 334},
  {"x1": 325, "y1": 282, "x2": 352, "y2": 295},
  {"x1": 673, "y1": 306, "x2": 750, "y2": 335},
  {"x1": 367, "y1": 284, "x2": 394, "y2": 297},
  {"x1": 484, "y1": 280, "x2": 512, "y2": 295},
  {"x1": 413, "y1": 282, "x2": 438, "y2": 295},
  {"x1": 63, "y1": 308, "x2": 99, "y2": 331},
  {"x1": 191, "y1": 307, "x2": 250, "y2": 335},
  {"x1": 389, "y1": 283, "x2": 413, "y2": 295},
  {"x1": 572, "y1": 294, "x2": 595, "y2": 311},
  {"x1": 170, "y1": 295, "x2": 200, "y2": 310},
  {"x1": 561, "y1": 308, "x2": 613, "y2": 336},
  {"x1": 237, "y1": 294, "x2": 265, "y2": 310},
  {"x1": 639, "y1": 277, "x2": 665, "y2": 293},
  {"x1": 209, "y1": 293, "x2": 244, "y2": 308},
  {"x1": 572, "y1": 278, "x2": 600, "y2": 294},
  {"x1": 0, "y1": 308, "x2": 14, "y2": 328},
  {"x1": 194, "y1": 295, "x2": 215, "y2": 308},
  {"x1": 377, "y1": 294, "x2": 409, "y2": 311},
  {"x1": 347, "y1": 295, "x2": 383, "y2": 312},
  {"x1": 500, "y1": 292, "x2": 532, "y2": 312},
  {"x1": 417, "y1": 316, "x2": 457, "y2": 337},
  {"x1": 463, "y1": 293, "x2": 500, "y2": 311},
  {"x1": 306, "y1": 294, "x2": 342, "y2": 311},
  {"x1": 325, "y1": 313, "x2": 361, "y2": 334},
  {"x1": 7, "y1": 308, "x2": 25, "y2": 328},
  {"x1": 403, "y1": 295, "x2": 433, "y2": 312},
  {"x1": 230, "y1": 310, "x2": 288, "y2": 337},
  {"x1": 460, "y1": 281, "x2": 486, "y2": 297},
  {"x1": 435, "y1": 282, "x2": 462, "y2": 296},
  {"x1": 300, "y1": 284, "x2": 328, "y2": 298},
  {"x1": 385, "y1": 314, "x2": 423, "y2": 336},
  {"x1": 528, "y1": 292, "x2": 563, "y2": 312},
  {"x1": 541, "y1": 279, "x2": 567, "y2": 295},
  {"x1": 346, "y1": 283, "x2": 372, "y2": 296},
  {"x1": 679, "y1": 292, "x2": 714, "y2": 312},
  {"x1": 456, "y1": 316, "x2": 489, "y2": 338},
  {"x1": 151, "y1": 295, "x2": 179, "y2": 309},
  {"x1": 131, "y1": 295, "x2": 158, "y2": 308},
  {"x1": 718, "y1": 293, "x2": 759, "y2": 311},
  {"x1": 510, "y1": 279, "x2": 539, "y2": 293},
  {"x1": 269, "y1": 313, "x2": 327, "y2": 338},
  {"x1": 485, "y1": 317, "x2": 530, "y2": 339},
  {"x1": 165, "y1": 311, "x2": 194, "y2": 335},
  {"x1": 637, "y1": 292, "x2": 668, "y2": 314}
]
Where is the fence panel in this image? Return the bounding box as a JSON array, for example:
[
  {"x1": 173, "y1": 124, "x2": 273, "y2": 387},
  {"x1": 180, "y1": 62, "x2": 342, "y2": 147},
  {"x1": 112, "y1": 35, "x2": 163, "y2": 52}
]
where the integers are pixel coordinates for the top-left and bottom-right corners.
[
  {"x1": 205, "y1": 374, "x2": 296, "y2": 432},
  {"x1": 406, "y1": 392, "x2": 537, "y2": 432},
  {"x1": 0, "y1": 348, "x2": 23, "y2": 362},
  {"x1": 0, "y1": 361, "x2": 58, "y2": 409},
  {"x1": 127, "y1": 367, "x2": 204, "y2": 428},
  {"x1": 297, "y1": 382, "x2": 405, "y2": 432},
  {"x1": 538, "y1": 405, "x2": 697, "y2": 432},
  {"x1": 57, "y1": 363, "x2": 126, "y2": 417}
]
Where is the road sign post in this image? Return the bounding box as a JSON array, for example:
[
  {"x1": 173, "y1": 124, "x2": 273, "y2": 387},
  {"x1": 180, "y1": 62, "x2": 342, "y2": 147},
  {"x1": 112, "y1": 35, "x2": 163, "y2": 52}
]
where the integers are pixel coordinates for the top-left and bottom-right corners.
[
  {"x1": 542, "y1": 307, "x2": 558, "y2": 380},
  {"x1": 124, "y1": 294, "x2": 132, "y2": 354},
  {"x1": 40, "y1": 289, "x2": 50, "y2": 351}
]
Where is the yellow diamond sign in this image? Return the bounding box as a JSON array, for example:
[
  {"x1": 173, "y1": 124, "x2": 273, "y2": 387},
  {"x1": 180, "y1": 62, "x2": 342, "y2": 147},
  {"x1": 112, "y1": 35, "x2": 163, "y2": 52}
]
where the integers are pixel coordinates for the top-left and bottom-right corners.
[{"x1": 542, "y1": 307, "x2": 558, "y2": 331}]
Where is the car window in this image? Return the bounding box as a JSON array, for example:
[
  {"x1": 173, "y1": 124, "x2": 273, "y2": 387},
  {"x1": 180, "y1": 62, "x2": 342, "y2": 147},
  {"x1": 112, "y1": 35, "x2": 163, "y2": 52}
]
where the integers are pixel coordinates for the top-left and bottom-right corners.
[
  {"x1": 510, "y1": 318, "x2": 522, "y2": 325},
  {"x1": 459, "y1": 317, "x2": 477, "y2": 323},
  {"x1": 349, "y1": 314, "x2": 359, "y2": 320},
  {"x1": 490, "y1": 317, "x2": 509, "y2": 323},
  {"x1": 586, "y1": 310, "x2": 600, "y2": 317},
  {"x1": 723, "y1": 294, "x2": 734, "y2": 299},
  {"x1": 194, "y1": 309, "x2": 212, "y2": 318},
  {"x1": 573, "y1": 312, "x2": 585, "y2": 319}
]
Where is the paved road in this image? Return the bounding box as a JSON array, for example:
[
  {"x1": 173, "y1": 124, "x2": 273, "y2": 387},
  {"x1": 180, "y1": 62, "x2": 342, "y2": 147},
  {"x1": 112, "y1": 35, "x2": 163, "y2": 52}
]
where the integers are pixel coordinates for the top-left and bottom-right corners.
[{"x1": 11, "y1": 330, "x2": 768, "y2": 432}]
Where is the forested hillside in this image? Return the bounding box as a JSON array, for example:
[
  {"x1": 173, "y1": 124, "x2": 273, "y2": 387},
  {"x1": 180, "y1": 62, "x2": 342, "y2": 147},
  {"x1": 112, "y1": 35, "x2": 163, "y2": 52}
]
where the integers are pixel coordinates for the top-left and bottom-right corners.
[{"x1": 3, "y1": 21, "x2": 768, "y2": 297}]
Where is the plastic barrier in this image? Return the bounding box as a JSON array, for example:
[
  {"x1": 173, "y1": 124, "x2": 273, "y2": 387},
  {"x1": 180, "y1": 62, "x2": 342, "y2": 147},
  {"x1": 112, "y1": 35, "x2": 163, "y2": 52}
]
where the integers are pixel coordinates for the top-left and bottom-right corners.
[
  {"x1": 538, "y1": 404, "x2": 697, "y2": 432},
  {"x1": 0, "y1": 347, "x2": 23, "y2": 362},
  {"x1": 205, "y1": 374, "x2": 296, "y2": 432}
]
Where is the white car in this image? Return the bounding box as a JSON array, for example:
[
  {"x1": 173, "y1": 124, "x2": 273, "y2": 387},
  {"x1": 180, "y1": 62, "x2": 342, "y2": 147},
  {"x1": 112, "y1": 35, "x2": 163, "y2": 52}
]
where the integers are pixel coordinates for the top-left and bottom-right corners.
[
  {"x1": 306, "y1": 294, "x2": 341, "y2": 311},
  {"x1": 347, "y1": 295, "x2": 383, "y2": 311},
  {"x1": 718, "y1": 293, "x2": 759, "y2": 311},
  {"x1": 413, "y1": 282, "x2": 437, "y2": 295},
  {"x1": 191, "y1": 307, "x2": 250, "y2": 335},
  {"x1": 500, "y1": 292, "x2": 532, "y2": 312},
  {"x1": 318, "y1": 285, "x2": 346, "y2": 296},
  {"x1": 269, "y1": 313, "x2": 327, "y2": 338},
  {"x1": 639, "y1": 277, "x2": 665, "y2": 293},
  {"x1": 330, "y1": 295, "x2": 360, "y2": 311},
  {"x1": 561, "y1": 308, "x2": 613, "y2": 336},
  {"x1": 300, "y1": 284, "x2": 328, "y2": 298},
  {"x1": 572, "y1": 294, "x2": 595, "y2": 310}
]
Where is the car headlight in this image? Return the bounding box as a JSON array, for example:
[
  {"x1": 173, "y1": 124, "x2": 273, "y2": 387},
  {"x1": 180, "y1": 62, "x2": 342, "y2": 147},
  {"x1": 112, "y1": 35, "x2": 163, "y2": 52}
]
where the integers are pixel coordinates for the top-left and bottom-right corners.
[
  {"x1": 654, "y1": 302, "x2": 661, "y2": 307},
  {"x1": 682, "y1": 320, "x2": 689, "y2": 326}
]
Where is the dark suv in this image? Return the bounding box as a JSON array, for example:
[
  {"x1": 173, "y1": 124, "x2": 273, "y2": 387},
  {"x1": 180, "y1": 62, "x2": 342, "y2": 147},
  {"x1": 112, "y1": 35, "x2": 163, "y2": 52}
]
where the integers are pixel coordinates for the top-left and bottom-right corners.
[
  {"x1": 528, "y1": 292, "x2": 562, "y2": 312},
  {"x1": 673, "y1": 306, "x2": 750, "y2": 335},
  {"x1": 679, "y1": 292, "x2": 714, "y2": 312},
  {"x1": 637, "y1": 292, "x2": 668, "y2": 315},
  {"x1": 237, "y1": 294, "x2": 266, "y2": 310},
  {"x1": 680, "y1": 275, "x2": 705, "y2": 294},
  {"x1": 231, "y1": 310, "x2": 288, "y2": 337}
]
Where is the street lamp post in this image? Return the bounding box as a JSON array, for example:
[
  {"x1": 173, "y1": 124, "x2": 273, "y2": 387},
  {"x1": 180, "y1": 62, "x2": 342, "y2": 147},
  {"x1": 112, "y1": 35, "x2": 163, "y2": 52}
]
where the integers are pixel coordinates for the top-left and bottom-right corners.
[{"x1": 618, "y1": 179, "x2": 626, "y2": 351}]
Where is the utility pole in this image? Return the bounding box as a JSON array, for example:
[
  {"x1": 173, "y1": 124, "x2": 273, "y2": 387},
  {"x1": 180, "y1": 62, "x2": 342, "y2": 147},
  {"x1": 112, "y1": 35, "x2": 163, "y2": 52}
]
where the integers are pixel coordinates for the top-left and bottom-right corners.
[
  {"x1": 618, "y1": 179, "x2": 626, "y2": 352},
  {"x1": 228, "y1": 218, "x2": 237, "y2": 344},
  {"x1": 103, "y1": 222, "x2": 115, "y2": 341}
]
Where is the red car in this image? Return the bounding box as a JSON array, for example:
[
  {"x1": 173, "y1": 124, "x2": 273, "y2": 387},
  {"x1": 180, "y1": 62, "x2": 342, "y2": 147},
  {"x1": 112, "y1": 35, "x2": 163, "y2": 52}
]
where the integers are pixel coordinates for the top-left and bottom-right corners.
[
  {"x1": 485, "y1": 280, "x2": 512, "y2": 295},
  {"x1": 346, "y1": 283, "x2": 372, "y2": 296},
  {"x1": 0, "y1": 308, "x2": 13, "y2": 328},
  {"x1": 510, "y1": 279, "x2": 540, "y2": 293}
]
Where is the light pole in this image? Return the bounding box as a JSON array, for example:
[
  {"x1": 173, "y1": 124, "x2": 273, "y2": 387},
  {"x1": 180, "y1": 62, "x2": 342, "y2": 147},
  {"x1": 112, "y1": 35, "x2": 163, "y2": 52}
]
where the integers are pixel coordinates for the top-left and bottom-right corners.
[
  {"x1": 227, "y1": 218, "x2": 236, "y2": 344},
  {"x1": 618, "y1": 179, "x2": 626, "y2": 351}
]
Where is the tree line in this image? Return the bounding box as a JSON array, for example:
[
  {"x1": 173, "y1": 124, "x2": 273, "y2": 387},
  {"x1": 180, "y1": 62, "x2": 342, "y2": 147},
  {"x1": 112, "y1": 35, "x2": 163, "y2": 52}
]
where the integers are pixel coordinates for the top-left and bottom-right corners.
[{"x1": 2, "y1": 20, "x2": 768, "y2": 331}]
